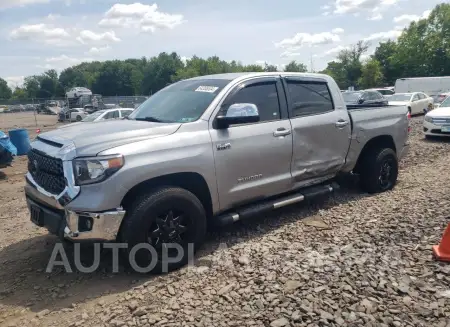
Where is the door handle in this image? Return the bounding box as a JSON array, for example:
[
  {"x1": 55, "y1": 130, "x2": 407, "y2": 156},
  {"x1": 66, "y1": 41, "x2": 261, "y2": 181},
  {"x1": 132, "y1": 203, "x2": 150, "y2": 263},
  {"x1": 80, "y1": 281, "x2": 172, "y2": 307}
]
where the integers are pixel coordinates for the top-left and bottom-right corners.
[
  {"x1": 335, "y1": 120, "x2": 349, "y2": 128},
  {"x1": 273, "y1": 128, "x2": 291, "y2": 137}
]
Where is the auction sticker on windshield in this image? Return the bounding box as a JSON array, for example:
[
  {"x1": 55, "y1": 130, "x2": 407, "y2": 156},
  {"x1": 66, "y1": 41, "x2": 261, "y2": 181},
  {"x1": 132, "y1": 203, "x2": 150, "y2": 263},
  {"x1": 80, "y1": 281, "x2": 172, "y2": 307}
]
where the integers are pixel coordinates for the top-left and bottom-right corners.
[{"x1": 195, "y1": 86, "x2": 219, "y2": 93}]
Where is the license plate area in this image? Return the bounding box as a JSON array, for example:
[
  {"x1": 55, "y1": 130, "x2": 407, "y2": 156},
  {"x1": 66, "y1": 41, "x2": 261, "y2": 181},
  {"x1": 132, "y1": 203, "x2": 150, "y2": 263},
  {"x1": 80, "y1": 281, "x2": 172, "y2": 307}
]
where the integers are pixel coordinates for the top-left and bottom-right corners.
[
  {"x1": 30, "y1": 204, "x2": 44, "y2": 226},
  {"x1": 441, "y1": 126, "x2": 450, "y2": 132}
]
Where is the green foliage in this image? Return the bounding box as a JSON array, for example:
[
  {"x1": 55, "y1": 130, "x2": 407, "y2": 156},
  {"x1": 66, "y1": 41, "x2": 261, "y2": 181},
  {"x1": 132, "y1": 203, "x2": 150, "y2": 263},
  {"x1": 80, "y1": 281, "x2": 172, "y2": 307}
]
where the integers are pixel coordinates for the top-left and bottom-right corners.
[
  {"x1": 11, "y1": 87, "x2": 27, "y2": 100},
  {"x1": 373, "y1": 40, "x2": 399, "y2": 86},
  {"x1": 284, "y1": 61, "x2": 308, "y2": 72},
  {"x1": 0, "y1": 78, "x2": 12, "y2": 99},
  {"x1": 358, "y1": 59, "x2": 384, "y2": 88}
]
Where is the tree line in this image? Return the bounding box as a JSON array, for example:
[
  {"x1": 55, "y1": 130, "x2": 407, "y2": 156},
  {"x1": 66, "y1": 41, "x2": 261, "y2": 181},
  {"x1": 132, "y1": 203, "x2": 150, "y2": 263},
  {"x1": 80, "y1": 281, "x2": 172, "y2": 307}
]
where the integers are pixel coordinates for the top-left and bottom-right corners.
[{"x1": 0, "y1": 3, "x2": 448, "y2": 100}]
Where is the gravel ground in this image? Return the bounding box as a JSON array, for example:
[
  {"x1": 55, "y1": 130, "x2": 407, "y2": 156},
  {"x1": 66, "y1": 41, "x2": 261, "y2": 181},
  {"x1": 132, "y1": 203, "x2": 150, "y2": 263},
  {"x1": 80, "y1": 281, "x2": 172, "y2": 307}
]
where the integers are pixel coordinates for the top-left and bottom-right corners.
[{"x1": 0, "y1": 116, "x2": 449, "y2": 327}]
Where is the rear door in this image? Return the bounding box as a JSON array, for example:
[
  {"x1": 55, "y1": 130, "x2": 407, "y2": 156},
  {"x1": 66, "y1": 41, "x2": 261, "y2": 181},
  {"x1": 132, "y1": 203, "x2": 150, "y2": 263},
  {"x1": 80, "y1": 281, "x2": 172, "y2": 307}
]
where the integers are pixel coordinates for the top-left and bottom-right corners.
[
  {"x1": 210, "y1": 77, "x2": 293, "y2": 211},
  {"x1": 283, "y1": 77, "x2": 351, "y2": 188}
]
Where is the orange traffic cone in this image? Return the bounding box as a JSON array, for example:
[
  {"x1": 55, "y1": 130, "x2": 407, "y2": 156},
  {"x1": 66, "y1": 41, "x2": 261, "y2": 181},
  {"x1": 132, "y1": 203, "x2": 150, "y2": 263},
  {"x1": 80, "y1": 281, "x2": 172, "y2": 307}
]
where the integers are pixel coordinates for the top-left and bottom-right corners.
[{"x1": 433, "y1": 223, "x2": 450, "y2": 262}]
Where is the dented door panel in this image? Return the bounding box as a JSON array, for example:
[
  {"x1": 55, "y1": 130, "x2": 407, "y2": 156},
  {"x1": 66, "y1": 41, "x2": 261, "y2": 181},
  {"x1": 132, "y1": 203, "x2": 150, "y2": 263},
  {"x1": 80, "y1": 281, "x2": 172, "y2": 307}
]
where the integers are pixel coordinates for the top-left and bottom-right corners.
[{"x1": 289, "y1": 111, "x2": 351, "y2": 188}]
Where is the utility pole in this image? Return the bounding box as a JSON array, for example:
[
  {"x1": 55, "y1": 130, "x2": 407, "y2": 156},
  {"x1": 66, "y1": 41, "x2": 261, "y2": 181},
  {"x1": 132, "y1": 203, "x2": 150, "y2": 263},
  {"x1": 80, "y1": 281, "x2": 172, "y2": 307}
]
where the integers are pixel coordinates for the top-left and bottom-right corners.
[{"x1": 310, "y1": 52, "x2": 315, "y2": 73}]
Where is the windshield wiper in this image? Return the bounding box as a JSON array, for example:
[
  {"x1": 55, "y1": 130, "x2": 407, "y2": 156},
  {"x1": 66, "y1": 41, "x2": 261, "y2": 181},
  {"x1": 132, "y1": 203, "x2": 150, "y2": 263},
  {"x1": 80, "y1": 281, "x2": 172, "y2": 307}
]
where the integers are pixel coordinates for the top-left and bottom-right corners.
[{"x1": 135, "y1": 116, "x2": 164, "y2": 123}]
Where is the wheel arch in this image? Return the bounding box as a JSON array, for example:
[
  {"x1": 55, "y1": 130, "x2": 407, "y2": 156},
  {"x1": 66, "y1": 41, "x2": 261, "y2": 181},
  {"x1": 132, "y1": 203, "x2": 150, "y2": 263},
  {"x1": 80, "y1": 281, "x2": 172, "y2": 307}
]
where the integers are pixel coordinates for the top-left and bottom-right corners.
[
  {"x1": 353, "y1": 135, "x2": 396, "y2": 173},
  {"x1": 121, "y1": 172, "x2": 214, "y2": 219}
]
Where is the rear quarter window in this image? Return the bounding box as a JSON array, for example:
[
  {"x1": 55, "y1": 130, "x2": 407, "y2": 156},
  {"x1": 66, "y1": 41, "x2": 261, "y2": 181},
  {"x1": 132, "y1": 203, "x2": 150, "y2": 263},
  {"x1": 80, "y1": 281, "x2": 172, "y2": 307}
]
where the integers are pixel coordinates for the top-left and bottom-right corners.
[{"x1": 286, "y1": 81, "x2": 334, "y2": 117}]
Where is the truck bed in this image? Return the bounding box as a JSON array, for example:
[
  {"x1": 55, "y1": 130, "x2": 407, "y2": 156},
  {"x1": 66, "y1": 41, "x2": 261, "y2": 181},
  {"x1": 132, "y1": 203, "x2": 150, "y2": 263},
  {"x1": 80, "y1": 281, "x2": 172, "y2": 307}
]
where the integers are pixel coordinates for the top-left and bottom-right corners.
[{"x1": 342, "y1": 105, "x2": 409, "y2": 172}]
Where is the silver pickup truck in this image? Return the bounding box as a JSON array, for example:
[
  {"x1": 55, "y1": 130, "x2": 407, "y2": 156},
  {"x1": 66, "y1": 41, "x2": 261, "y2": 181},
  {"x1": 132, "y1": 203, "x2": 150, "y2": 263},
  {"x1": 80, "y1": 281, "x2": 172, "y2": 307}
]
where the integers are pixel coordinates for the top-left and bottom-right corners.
[{"x1": 25, "y1": 72, "x2": 409, "y2": 271}]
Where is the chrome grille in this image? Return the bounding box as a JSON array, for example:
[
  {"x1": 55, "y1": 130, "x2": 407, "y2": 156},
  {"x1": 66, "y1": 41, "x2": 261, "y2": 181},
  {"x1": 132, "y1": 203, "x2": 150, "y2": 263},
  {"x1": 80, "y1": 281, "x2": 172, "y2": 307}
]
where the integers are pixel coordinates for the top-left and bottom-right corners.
[
  {"x1": 432, "y1": 117, "x2": 450, "y2": 125},
  {"x1": 28, "y1": 149, "x2": 66, "y2": 194}
]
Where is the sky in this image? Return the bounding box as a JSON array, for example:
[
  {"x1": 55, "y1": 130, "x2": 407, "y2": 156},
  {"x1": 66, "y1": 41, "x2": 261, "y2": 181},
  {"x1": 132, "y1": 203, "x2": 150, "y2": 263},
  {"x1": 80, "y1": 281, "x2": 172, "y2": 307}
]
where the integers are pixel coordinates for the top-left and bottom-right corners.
[{"x1": 0, "y1": 0, "x2": 443, "y2": 88}]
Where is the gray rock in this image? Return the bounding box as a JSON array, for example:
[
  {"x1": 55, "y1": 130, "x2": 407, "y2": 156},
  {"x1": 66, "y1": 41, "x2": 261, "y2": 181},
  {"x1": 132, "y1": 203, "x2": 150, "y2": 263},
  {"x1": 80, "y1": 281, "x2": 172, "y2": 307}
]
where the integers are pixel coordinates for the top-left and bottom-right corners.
[
  {"x1": 217, "y1": 284, "x2": 234, "y2": 295},
  {"x1": 238, "y1": 256, "x2": 250, "y2": 265},
  {"x1": 167, "y1": 285, "x2": 175, "y2": 296},
  {"x1": 284, "y1": 280, "x2": 302, "y2": 292},
  {"x1": 128, "y1": 300, "x2": 138, "y2": 311},
  {"x1": 320, "y1": 310, "x2": 334, "y2": 321},
  {"x1": 291, "y1": 310, "x2": 301, "y2": 321},
  {"x1": 255, "y1": 300, "x2": 264, "y2": 309},
  {"x1": 133, "y1": 307, "x2": 147, "y2": 317},
  {"x1": 270, "y1": 317, "x2": 289, "y2": 327}
]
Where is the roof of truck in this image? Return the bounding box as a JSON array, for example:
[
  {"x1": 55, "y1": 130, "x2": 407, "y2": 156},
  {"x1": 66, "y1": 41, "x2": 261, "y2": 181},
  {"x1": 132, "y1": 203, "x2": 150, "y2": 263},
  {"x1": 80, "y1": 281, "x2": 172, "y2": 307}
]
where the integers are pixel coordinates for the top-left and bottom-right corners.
[{"x1": 188, "y1": 72, "x2": 330, "y2": 81}]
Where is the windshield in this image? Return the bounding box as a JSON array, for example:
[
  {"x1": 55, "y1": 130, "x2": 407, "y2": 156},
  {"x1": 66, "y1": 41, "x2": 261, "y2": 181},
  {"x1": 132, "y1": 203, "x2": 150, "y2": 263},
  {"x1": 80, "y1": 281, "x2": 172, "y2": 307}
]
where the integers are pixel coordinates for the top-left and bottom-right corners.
[
  {"x1": 82, "y1": 111, "x2": 104, "y2": 122},
  {"x1": 377, "y1": 89, "x2": 394, "y2": 95},
  {"x1": 439, "y1": 96, "x2": 450, "y2": 107},
  {"x1": 388, "y1": 94, "x2": 412, "y2": 101},
  {"x1": 129, "y1": 79, "x2": 231, "y2": 123},
  {"x1": 342, "y1": 92, "x2": 362, "y2": 102}
]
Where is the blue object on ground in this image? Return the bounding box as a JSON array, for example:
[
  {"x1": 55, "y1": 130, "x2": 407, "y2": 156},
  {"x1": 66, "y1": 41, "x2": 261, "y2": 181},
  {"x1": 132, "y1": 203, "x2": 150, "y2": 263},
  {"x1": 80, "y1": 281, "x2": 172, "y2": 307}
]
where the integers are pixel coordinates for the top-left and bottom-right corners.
[
  {"x1": 0, "y1": 131, "x2": 17, "y2": 156},
  {"x1": 8, "y1": 129, "x2": 30, "y2": 155}
]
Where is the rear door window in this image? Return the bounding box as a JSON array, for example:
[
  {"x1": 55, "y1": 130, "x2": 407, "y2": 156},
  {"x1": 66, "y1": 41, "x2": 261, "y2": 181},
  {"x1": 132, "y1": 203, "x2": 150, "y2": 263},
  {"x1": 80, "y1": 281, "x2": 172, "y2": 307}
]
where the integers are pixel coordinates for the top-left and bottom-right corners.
[{"x1": 285, "y1": 81, "x2": 334, "y2": 117}]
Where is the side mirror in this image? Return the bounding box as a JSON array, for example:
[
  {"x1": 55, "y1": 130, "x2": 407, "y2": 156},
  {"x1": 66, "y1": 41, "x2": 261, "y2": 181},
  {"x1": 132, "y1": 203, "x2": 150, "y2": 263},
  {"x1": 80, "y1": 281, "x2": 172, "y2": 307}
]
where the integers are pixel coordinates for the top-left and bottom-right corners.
[
  {"x1": 358, "y1": 98, "x2": 365, "y2": 104},
  {"x1": 216, "y1": 103, "x2": 260, "y2": 129}
]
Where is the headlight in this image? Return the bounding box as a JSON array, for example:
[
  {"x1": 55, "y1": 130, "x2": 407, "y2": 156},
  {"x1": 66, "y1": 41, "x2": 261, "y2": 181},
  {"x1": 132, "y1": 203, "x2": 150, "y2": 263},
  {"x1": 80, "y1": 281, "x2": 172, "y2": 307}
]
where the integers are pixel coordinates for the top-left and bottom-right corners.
[
  {"x1": 73, "y1": 155, "x2": 124, "y2": 185},
  {"x1": 424, "y1": 115, "x2": 433, "y2": 123}
]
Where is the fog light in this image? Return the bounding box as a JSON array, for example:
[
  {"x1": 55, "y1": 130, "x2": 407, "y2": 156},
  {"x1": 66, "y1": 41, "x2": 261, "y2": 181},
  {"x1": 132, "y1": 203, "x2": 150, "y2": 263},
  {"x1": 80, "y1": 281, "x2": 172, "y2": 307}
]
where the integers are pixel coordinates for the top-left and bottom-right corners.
[{"x1": 78, "y1": 215, "x2": 93, "y2": 232}]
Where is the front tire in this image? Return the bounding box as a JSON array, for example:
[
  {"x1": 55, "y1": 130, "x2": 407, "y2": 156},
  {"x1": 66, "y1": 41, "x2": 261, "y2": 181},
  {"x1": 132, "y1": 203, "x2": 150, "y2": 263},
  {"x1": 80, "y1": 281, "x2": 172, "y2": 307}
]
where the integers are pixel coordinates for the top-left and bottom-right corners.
[
  {"x1": 360, "y1": 148, "x2": 398, "y2": 194},
  {"x1": 120, "y1": 187, "x2": 207, "y2": 273},
  {"x1": 76, "y1": 115, "x2": 82, "y2": 121}
]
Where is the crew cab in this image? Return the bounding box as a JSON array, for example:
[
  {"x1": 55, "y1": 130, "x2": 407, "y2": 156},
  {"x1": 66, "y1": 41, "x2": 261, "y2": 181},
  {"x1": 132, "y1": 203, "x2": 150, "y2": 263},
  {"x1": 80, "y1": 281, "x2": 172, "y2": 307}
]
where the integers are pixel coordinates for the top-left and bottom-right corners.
[{"x1": 24, "y1": 72, "x2": 410, "y2": 272}]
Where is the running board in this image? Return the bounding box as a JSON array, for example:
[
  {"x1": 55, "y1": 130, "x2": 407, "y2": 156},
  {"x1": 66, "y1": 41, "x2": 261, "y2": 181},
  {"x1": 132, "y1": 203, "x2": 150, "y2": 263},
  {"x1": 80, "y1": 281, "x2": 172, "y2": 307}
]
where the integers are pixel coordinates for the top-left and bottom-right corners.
[{"x1": 216, "y1": 183, "x2": 339, "y2": 226}]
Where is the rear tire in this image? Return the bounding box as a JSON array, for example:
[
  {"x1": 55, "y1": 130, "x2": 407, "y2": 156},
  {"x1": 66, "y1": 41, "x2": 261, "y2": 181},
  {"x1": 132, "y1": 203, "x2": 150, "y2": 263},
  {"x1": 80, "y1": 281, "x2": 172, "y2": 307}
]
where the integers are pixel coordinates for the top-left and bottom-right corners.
[
  {"x1": 119, "y1": 187, "x2": 207, "y2": 273},
  {"x1": 359, "y1": 148, "x2": 398, "y2": 194},
  {"x1": 76, "y1": 115, "x2": 82, "y2": 121}
]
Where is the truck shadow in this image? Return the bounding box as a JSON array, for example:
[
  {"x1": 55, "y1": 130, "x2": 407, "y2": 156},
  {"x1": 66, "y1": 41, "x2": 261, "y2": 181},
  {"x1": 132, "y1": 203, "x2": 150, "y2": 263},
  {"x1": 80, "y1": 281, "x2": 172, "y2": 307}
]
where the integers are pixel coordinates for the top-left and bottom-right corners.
[{"x1": 0, "y1": 186, "x2": 369, "y2": 314}]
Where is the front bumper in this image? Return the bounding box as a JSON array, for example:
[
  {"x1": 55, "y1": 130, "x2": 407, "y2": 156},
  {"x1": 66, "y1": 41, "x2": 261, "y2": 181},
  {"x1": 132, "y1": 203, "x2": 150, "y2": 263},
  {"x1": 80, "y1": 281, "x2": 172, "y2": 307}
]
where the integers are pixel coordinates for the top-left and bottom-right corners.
[
  {"x1": 423, "y1": 120, "x2": 450, "y2": 137},
  {"x1": 25, "y1": 174, "x2": 125, "y2": 242}
]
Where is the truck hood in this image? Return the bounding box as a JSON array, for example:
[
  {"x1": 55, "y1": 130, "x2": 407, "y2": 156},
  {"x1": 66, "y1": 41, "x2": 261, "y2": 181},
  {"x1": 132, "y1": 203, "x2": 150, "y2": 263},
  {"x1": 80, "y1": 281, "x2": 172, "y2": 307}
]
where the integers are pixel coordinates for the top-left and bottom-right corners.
[
  {"x1": 427, "y1": 106, "x2": 450, "y2": 117},
  {"x1": 38, "y1": 119, "x2": 182, "y2": 156}
]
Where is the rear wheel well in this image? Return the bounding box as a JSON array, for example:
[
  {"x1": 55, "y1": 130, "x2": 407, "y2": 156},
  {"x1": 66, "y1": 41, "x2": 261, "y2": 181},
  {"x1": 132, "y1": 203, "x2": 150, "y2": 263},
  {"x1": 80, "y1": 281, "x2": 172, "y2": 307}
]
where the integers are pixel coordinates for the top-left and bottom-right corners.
[
  {"x1": 121, "y1": 172, "x2": 213, "y2": 218},
  {"x1": 354, "y1": 135, "x2": 396, "y2": 173}
]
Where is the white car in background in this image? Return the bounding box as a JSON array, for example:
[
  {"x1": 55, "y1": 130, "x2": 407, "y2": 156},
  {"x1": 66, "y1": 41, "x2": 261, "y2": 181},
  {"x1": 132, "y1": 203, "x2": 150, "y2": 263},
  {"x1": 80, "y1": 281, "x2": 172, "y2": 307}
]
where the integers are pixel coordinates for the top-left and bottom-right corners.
[
  {"x1": 423, "y1": 96, "x2": 450, "y2": 138},
  {"x1": 366, "y1": 88, "x2": 395, "y2": 97},
  {"x1": 388, "y1": 92, "x2": 434, "y2": 115},
  {"x1": 59, "y1": 108, "x2": 134, "y2": 129},
  {"x1": 60, "y1": 108, "x2": 87, "y2": 122},
  {"x1": 81, "y1": 108, "x2": 134, "y2": 122}
]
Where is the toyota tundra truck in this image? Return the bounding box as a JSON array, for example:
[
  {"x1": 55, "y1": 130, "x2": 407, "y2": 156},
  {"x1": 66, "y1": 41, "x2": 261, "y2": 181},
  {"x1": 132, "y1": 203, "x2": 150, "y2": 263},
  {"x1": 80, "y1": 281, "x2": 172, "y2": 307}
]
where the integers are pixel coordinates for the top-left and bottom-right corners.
[{"x1": 25, "y1": 72, "x2": 410, "y2": 271}]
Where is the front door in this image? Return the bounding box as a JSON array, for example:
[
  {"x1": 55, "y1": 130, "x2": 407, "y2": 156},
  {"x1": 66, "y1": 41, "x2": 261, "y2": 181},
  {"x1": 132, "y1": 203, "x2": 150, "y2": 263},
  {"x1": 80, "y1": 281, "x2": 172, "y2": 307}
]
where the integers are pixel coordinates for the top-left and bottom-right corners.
[
  {"x1": 282, "y1": 77, "x2": 351, "y2": 188},
  {"x1": 209, "y1": 77, "x2": 293, "y2": 211},
  {"x1": 411, "y1": 93, "x2": 421, "y2": 114}
]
